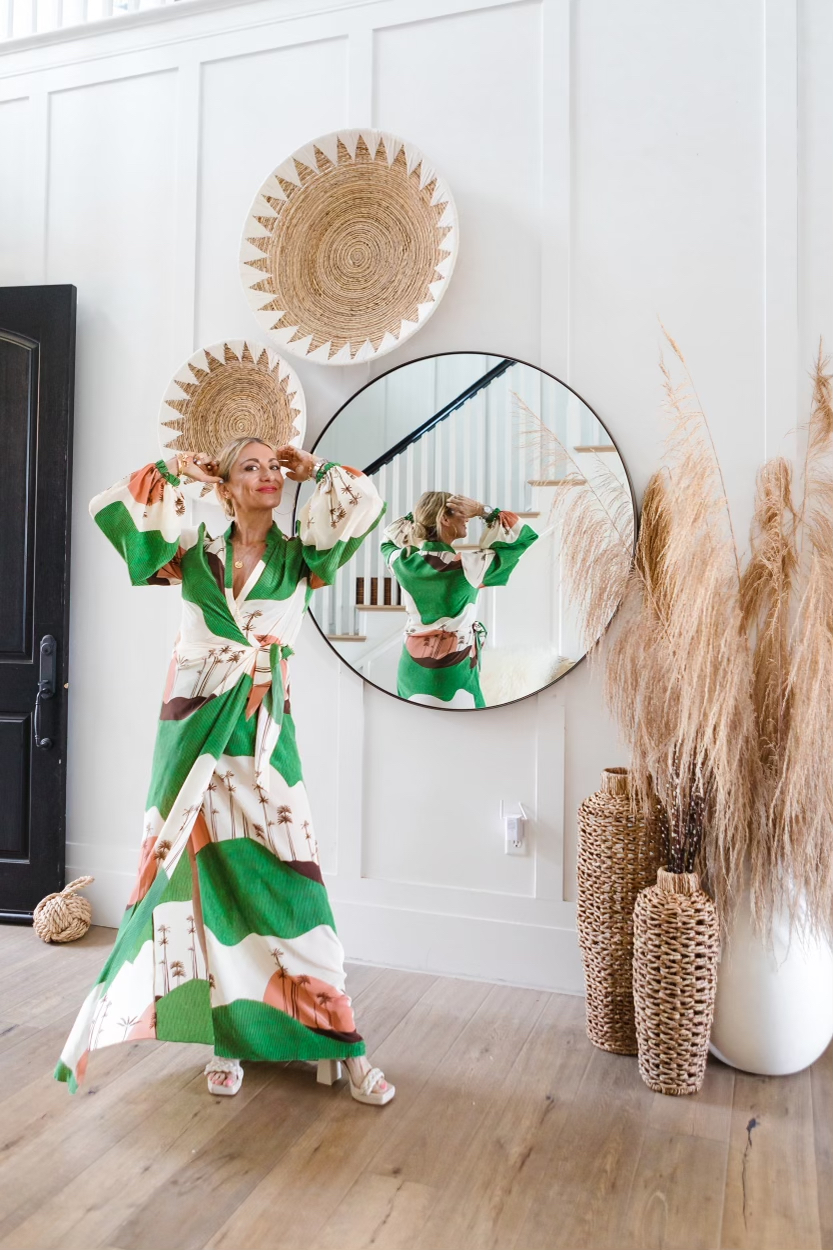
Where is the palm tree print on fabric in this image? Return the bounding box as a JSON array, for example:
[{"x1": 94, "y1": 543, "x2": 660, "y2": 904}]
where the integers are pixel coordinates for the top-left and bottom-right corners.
[
  {"x1": 262, "y1": 967, "x2": 359, "y2": 1040},
  {"x1": 157, "y1": 925, "x2": 171, "y2": 994},
  {"x1": 275, "y1": 805, "x2": 295, "y2": 858}
]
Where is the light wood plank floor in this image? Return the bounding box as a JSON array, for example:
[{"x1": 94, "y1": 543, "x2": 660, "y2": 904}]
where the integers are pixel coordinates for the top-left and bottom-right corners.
[{"x1": 0, "y1": 923, "x2": 828, "y2": 1250}]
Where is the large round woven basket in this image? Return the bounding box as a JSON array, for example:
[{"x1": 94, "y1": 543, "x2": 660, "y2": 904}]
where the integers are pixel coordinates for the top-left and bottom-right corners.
[
  {"x1": 633, "y1": 868, "x2": 720, "y2": 1095},
  {"x1": 576, "y1": 767, "x2": 661, "y2": 1054},
  {"x1": 240, "y1": 129, "x2": 459, "y2": 365},
  {"x1": 158, "y1": 340, "x2": 305, "y2": 486}
]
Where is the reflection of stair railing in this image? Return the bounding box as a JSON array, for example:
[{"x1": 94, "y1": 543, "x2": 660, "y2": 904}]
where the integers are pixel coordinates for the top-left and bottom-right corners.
[{"x1": 362, "y1": 358, "x2": 515, "y2": 476}]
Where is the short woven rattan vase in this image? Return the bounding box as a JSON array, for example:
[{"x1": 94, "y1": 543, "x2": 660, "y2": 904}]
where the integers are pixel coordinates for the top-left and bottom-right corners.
[
  {"x1": 633, "y1": 868, "x2": 720, "y2": 1095},
  {"x1": 576, "y1": 767, "x2": 661, "y2": 1054}
]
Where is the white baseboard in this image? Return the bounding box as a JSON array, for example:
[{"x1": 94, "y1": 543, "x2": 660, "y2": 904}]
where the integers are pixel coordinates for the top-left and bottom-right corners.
[
  {"x1": 333, "y1": 899, "x2": 586, "y2": 995},
  {"x1": 68, "y1": 860, "x2": 586, "y2": 994}
]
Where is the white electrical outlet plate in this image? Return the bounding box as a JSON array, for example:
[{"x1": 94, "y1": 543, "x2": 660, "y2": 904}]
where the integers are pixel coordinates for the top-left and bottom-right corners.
[{"x1": 504, "y1": 813, "x2": 526, "y2": 855}]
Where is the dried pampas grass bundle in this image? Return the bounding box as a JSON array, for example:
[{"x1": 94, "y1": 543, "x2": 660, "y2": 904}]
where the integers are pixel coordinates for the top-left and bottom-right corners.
[
  {"x1": 612, "y1": 336, "x2": 832, "y2": 939},
  {"x1": 761, "y1": 349, "x2": 833, "y2": 938},
  {"x1": 605, "y1": 332, "x2": 763, "y2": 921}
]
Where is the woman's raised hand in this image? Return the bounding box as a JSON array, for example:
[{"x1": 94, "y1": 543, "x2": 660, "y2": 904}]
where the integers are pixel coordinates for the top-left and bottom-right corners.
[
  {"x1": 166, "y1": 452, "x2": 222, "y2": 485},
  {"x1": 276, "y1": 446, "x2": 317, "y2": 482},
  {"x1": 445, "y1": 494, "x2": 487, "y2": 521}
]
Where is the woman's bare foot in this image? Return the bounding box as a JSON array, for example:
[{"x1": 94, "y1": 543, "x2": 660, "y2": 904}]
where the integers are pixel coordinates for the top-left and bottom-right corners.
[{"x1": 204, "y1": 1056, "x2": 243, "y2": 1095}]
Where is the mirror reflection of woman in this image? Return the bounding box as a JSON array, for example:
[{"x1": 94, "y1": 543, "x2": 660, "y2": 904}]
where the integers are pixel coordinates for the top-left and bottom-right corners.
[
  {"x1": 54, "y1": 440, "x2": 395, "y2": 1105},
  {"x1": 382, "y1": 492, "x2": 538, "y2": 708}
]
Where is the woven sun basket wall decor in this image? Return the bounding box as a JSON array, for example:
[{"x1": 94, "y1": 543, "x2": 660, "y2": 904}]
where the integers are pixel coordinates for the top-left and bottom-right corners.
[
  {"x1": 633, "y1": 868, "x2": 720, "y2": 1096},
  {"x1": 158, "y1": 340, "x2": 306, "y2": 490},
  {"x1": 33, "y1": 876, "x2": 95, "y2": 943},
  {"x1": 239, "y1": 129, "x2": 459, "y2": 365},
  {"x1": 576, "y1": 767, "x2": 662, "y2": 1054}
]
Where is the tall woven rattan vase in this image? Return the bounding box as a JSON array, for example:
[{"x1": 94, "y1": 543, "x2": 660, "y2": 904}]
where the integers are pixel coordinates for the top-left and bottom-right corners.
[
  {"x1": 633, "y1": 868, "x2": 720, "y2": 1095},
  {"x1": 576, "y1": 767, "x2": 661, "y2": 1054}
]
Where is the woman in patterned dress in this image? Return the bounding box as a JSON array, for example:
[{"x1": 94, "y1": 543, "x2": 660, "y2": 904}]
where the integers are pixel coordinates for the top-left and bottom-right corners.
[
  {"x1": 382, "y1": 491, "x2": 538, "y2": 709},
  {"x1": 54, "y1": 438, "x2": 394, "y2": 1106}
]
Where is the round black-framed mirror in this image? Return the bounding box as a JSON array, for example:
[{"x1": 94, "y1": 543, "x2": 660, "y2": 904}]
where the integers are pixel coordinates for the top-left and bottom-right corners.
[{"x1": 294, "y1": 352, "x2": 636, "y2": 711}]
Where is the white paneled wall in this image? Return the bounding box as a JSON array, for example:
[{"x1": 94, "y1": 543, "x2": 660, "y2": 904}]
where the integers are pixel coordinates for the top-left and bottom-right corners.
[{"x1": 0, "y1": 0, "x2": 827, "y2": 992}]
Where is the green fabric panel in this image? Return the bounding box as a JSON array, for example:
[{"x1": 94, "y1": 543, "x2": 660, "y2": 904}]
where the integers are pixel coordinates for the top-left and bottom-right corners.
[
  {"x1": 301, "y1": 504, "x2": 386, "y2": 588},
  {"x1": 163, "y1": 848, "x2": 196, "y2": 902},
  {"x1": 155, "y1": 977, "x2": 214, "y2": 1044},
  {"x1": 269, "y1": 712, "x2": 303, "y2": 787},
  {"x1": 223, "y1": 707, "x2": 257, "y2": 756},
  {"x1": 97, "y1": 866, "x2": 170, "y2": 993},
  {"x1": 180, "y1": 533, "x2": 248, "y2": 645},
  {"x1": 198, "y1": 838, "x2": 335, "y2": 945},
  {"x1": 245, "y1": 528, "x2": 308, "y2": 602},
  {"x1": 145, "y1": 685, "x2": 249, "y2": 819},
  {"x1": 397, "y1": 647, "x2": 485, "y2": 708},
  {"x1": 93, "y1": 500, "x2": 180, "y2": 587},
  {"x1": 389, "y1": 544, "x2": 477, "y2": 624},
  {"x1": 212, "y1": 1000, "x2": 365, "y2": 1061},
  {"x1": 480, "y1": 524, "x2": 539, "y2": 587},
  {"x1": 155, "y1": 459, "x2": 181, "y2": 487},
  {"x1": 53, "y1": 1059, "x2": 79, "y2": 1093}
]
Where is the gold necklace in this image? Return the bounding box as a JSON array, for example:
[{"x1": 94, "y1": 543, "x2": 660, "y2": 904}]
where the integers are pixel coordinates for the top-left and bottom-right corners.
[{"x1": 232, "y1": 537, "x2": 265, "y2": 570}]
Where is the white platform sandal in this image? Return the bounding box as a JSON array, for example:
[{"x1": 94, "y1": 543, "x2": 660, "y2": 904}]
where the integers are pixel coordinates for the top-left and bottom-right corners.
[
  {"x1": 204, "y1": 1056, "x2": 243, "y2": 1096},
  {"x1": 316, "y1": 1058, "x2": 395, "y2": 1106}
]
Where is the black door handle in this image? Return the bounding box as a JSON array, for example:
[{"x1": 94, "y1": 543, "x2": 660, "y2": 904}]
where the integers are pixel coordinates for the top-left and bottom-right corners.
[{"x1": 34, "y1": 634, "x2": 57, "y2": 749}]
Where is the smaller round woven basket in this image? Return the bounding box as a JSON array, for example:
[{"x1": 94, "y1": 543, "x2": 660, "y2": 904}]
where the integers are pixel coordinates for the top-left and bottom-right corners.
[
  {"x1": 32, "y1": 876, "x2": 94, "y2": 944},
  {"x1": 158, "y1": 340, "x2": 306, "y2": 498},
  {"x1": 576, "y1": 767, "x2": 661, "y2": 1054},
  {"x1": 633, "y1": 868, "x2": 720, "y2": 1095}
]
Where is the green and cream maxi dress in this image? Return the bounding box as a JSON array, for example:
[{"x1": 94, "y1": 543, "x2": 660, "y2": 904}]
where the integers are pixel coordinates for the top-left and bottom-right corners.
[
  {"x1": 381, "y1": 510, "x2": 538, "y2": 709},
  {"x1": 54, "y1": 458, "x2": 385, "y2": 1093}
]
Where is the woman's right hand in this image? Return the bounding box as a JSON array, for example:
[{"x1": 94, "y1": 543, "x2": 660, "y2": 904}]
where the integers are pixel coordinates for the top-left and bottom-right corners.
[
  {"x1": 165, "y1": 452, "x2": 222, "y2": 485},
  {"x1": 445, "y1": 494, "x2": 487, "y2": 521}
]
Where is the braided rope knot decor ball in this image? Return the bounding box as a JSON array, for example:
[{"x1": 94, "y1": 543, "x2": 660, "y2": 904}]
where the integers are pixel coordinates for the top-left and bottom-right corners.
[
  {"x1": 576, "y1": 767, "x2": 662, "y2": 1054},
  {"x1": 240, "y1": 129, "x2": 459, "y2": 365},
  {"x1": 633, "y1": 868, "x2": 720, "y2": 1095},
  {"x1": 159, "y1": 340, "x2": 306, "y2": 485},
  {"x1": 33, "y1": 876, "x2": 94, "y2": 944}
]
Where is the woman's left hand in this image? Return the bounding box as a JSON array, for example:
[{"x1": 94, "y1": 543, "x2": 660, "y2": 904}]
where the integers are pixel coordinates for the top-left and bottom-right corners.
[{"x1": 276, "y1": 446, "x2": 317, "y2": 482}]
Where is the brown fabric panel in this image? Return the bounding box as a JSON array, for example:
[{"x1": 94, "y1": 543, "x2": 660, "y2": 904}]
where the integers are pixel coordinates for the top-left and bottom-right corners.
[
  {"x1": 406, "y1": 642, "x2": 472, "y2": 669},
  {"x1": 159, "y1": 694, "x2": 212, "y2": 721},
  {"x1": 311, "y1": 1026, "x2": 364, "y2": 1044},
  {"x1": 286, "y1": 859, "x2": 325, "y2": 886},
  {"x1": 205, "y1": 549, "x2": 226, "y2": 594},
  {"x1": 423, "y1": 553, "x2": 461, "y2": 572}
]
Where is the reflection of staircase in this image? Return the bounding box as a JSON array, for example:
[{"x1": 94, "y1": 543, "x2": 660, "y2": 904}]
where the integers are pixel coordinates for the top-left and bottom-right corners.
[{"x1": 317, "y1": 360, "x2": 607, "y2": 642}]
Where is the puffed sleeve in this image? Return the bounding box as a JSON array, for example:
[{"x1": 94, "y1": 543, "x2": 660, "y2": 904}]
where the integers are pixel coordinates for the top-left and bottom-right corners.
[
  {"x1": 380, "y1": 514, "x2": 417, "y2": 566},
  {"x1": 296, "y1": 461, "x2": 387, "y2": 587},
  {"x1": 90, "y1": 460, "x2": 197, "y2": 586},
  {"x1": 459, "y1": 509, "x2": 539, "y2": 589}
]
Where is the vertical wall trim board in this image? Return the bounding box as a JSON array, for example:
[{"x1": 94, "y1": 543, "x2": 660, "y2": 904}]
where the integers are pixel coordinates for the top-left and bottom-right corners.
[
  {"x1": 347, "y1": 23, "x2": 373, "y2": 126},
  {"x1": 538, "y1": 0, "x2": 571, "y2": 380},
  {"x1": 28, "y1": 89, "x2": 49, "y2": 282},
  {"x1": 173, "y1": 57, "x2": 201, "y2": 360},
  {"x1": 764, "y1": 0, "x2": 799, "y2": 462}
]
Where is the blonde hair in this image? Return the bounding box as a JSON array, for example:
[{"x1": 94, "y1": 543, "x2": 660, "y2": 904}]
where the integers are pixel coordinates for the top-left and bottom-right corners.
[
  {"x1": 215, "y1": 437, "x2": 277, "y2": 517},
  {"x1": 411, "y1": 490, "x2": 452, "y2": 543}
]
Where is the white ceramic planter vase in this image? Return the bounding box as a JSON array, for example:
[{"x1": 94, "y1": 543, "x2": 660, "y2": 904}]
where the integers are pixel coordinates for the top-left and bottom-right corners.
[{"x1": 710, "y1": 889, "x2": 833, "y2": 1075}]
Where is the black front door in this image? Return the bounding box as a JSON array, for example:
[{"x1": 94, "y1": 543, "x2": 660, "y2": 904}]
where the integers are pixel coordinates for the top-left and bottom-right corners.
[{"x1": 0, "y1": 285, "x2": 76, "y2": 921}]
